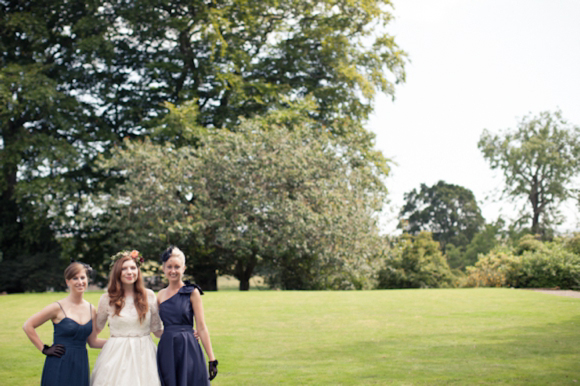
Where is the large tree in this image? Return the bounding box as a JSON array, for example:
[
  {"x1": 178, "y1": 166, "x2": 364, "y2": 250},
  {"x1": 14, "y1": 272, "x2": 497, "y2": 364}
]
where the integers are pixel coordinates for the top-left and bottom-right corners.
[
  {"x1": 104, "y1": 0, "x2": 406, "y2": 128},
  {"x1": 399, "y1": 181, "x2": 485, "y2": 251},
  {"x1": 1, "y1": 0, "x2": 406, "y2": 291},
  {"x1": 0, "y1": 0, "x2": 114, "y2": 292},
  {"x1": 478, "y1": 111, "x2": 580, "y2": 237},
  {"x1": 87, "y1": 104, "x2": 387, "y2": 290}
]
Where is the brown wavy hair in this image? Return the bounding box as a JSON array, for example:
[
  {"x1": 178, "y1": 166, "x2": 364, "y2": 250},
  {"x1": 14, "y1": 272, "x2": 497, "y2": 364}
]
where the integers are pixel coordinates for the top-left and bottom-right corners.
[{"x1": 107, "y1": 254, "x2": 149, "y2": 323}]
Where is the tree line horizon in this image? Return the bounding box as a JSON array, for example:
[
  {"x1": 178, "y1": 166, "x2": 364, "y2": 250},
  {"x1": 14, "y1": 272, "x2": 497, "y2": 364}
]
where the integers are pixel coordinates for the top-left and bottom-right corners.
[{"x1": 1, "y1": 0, "x2": 579, "y2": 293}]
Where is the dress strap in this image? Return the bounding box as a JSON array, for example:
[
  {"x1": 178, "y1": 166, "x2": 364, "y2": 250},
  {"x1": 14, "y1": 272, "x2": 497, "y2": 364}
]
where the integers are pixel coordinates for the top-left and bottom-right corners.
[{"x1": 56, "y1": 302, "x2": 67, "y2": 317}]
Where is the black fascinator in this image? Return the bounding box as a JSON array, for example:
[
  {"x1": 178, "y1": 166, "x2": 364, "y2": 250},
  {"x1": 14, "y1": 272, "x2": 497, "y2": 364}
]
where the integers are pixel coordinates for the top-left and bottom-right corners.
[
  {"x1": 160, "y1": 246, "x2": 175, "y2": 263},
  {"x1": 70, "y1": 258, "x2": 95, "y2": 279}
]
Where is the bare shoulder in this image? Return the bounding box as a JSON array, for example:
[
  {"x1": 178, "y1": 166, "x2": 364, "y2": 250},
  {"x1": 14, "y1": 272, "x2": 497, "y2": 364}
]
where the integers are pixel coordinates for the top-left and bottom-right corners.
[
  {"x1": 44, "y1": 301, "x2": 62, "y2": 314},
  {"x1": 157, "y1": 287, "x2": 167, "y2": 302},
  {"x1": 27, "y1": 302, "x2": 61, "y2": 325},
  {"x1": 190, "y1": 287, "x2": 202, "y2": 300}
]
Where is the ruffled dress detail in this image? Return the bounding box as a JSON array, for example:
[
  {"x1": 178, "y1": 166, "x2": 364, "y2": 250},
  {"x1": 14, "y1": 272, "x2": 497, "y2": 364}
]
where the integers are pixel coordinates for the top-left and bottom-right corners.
[
  {"x1": 157, "y1": 283, "x2": 210, "y2": 386},
  {"x1": 91, "y1": 290, "x2": 163, "y2": 386}
]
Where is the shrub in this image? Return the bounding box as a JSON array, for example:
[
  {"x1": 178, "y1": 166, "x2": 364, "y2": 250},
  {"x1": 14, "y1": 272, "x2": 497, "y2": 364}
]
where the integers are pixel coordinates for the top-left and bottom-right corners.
[
  {"x1": 463, "y1": 236, "x2": 580, "y2": 289},
  {"x1": 513, "y1": 245, "x2": 580, "y2": 289},
  {"x1": 377, "y1": 232, "x2": 455, "y2": 289},
  {"x1": 514, "y1": 234, "x2": 545, "y2": 255},
  {"x1": 564, "y1": 233, "x2": 580, "y2": 255},
  {"x1": 463, "y1": 251, "x2": 520, "y2": 287}
]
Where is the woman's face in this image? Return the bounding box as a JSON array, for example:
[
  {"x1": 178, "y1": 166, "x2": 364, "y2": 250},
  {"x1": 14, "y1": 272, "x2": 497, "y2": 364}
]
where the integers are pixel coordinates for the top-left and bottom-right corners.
[
  {"x1": 120, "y1": 259, "x2": 139, "y2": 286},
  {"x1": 66, "y1": 271, "x2": 88, "y2": 294},
  {"x1": 163, "y1": 256, "x2": 185, "y2": 283}
]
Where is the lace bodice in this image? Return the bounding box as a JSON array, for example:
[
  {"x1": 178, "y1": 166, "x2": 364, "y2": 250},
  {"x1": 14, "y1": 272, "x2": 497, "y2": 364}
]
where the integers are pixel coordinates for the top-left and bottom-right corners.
[{"x1": 96, "y1": 289, "x2": 162, "y2": 337}]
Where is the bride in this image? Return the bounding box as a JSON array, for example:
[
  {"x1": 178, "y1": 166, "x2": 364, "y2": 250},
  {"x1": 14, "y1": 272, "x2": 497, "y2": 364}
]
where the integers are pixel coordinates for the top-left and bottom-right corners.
[{"x1": 91, "y1": 250, "x2": 163, "y2": 386}]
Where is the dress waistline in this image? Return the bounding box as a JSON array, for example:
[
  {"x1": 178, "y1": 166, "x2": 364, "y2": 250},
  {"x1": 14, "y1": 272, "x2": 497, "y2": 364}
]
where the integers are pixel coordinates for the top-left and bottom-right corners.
[
  {"x1": 110, "y1": 333, "x2": 151, "y2": 338},
  {"x1": 54, "y1": 341, "x2": 87, "y2": 349},
  {"x1": 164, "y1": 325, "x2": 194, "y2": 333}
]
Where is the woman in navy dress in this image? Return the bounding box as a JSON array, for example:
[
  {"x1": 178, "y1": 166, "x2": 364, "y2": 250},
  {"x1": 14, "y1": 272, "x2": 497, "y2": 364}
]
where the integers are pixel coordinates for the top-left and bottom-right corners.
[
  {"x1": 157, "y1": 246, "x2": 218, "y2": 385},
  {"x1": 23, "y1": 262, "x2": 106, "y2": 386}
]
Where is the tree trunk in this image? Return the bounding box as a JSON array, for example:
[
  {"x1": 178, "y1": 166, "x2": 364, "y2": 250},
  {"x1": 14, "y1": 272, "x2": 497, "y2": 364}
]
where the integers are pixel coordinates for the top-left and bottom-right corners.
[
  {"x1": 529, "y1": 176, "x2": 541, "y2": 235},
  {"x1": 235, "y1": 253, "x2": 257, "y2": 291},
  {"x1": 0, "y1": 126, "x2": 20, "y2": 258},
  {"x1": 192, "y1": 263, "x2": 218, "y2": 291}
]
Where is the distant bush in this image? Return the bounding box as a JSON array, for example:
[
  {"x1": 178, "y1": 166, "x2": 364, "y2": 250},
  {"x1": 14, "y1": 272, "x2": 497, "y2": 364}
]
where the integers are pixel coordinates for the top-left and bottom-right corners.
[
  {"x1": 377, "y1": 232, "x2": 455, "y2": 289},
  {"x1": 514, "y1": 234, "x2": 546, "y2": 255},
  {"x1": 514, "y1": 245, "x2": 580, "y2": 289},
  {"x1": 463, "y1": 251, "x2": 520, "y2": 288},
  {"x1": 564, "y1": 233, "x2": 580, "y2": 255},
  {"x1": 463, "y1": 235, "x2": 580, "y2": 289}
]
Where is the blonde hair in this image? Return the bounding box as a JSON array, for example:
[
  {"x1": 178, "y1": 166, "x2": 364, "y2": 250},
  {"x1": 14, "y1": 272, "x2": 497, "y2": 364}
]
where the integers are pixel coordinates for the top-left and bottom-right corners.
[{"x1": 167, "y1": 246, "x2": 186, "y2": 266}]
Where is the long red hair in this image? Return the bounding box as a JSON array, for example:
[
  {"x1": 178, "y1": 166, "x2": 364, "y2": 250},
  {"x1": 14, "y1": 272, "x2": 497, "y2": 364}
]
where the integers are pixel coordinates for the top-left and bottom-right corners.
[{"x1": 108, "y1": 254, "x2": 149, "y2": 323}]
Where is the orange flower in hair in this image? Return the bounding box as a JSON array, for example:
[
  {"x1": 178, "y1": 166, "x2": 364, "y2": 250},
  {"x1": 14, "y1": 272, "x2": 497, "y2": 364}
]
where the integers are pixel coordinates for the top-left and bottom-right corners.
[{"x1": 109, "y1": 249, "x2": 145, "y2": 269}]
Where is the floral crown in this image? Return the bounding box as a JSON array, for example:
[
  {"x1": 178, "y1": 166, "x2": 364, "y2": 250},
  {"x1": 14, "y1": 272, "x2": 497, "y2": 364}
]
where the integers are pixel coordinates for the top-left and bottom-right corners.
[{"x1": 109, "y1": 250, "x2": 144, "y2": 270}]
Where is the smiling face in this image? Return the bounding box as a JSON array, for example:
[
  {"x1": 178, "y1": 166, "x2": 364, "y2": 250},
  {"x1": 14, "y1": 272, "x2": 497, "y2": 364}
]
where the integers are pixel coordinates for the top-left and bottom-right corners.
[
  {"x1": 120, "y1": 259, "x2": 139, "y2": 286},
  {"x1": 66, "y1": 271, "x2": 88, "y2": 294},
  {"x1": 163, "y1": 256, "x2": 186, "y2": 283}
]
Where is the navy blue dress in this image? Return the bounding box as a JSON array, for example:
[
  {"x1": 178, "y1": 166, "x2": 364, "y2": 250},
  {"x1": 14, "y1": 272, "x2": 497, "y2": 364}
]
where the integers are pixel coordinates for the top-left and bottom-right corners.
[
  {"x1": 41, "y1": 303, "x2": 92, "y2": 386},
  {"x1": 157, "y1": 283, "x2": 210, "y2": 386}
]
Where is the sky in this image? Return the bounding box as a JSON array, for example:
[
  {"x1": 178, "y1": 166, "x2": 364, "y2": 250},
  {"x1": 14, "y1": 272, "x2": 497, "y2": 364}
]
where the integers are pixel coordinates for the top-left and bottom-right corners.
[{"x1": 368, "y1": 0, "x2": 580, "y2": 234}]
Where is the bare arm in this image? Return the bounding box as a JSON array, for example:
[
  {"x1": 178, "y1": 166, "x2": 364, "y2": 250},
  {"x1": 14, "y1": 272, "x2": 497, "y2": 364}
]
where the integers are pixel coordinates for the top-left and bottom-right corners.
[
  {"x1": 87, "y1": 306, "x2": 107, "y2": 349},
  {"x1": 22, "y1": 303, "x2": 60, "y2": 352},
  {"x1": 191, "y1": 289, "x2": 216, "y2": 361}
]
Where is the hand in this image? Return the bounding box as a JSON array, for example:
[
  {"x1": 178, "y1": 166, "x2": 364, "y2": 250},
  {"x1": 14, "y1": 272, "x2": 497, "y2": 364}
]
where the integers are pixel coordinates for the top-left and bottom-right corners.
[
  {"x1": 42, "y1": 344, "x2": 65, "y2": 358},
  {"x1": 208, "y1": 359, "x2": 218, "y2": 380},
  {"x1": 193, "y1": 329, "x2": 200, "y2": 340}
]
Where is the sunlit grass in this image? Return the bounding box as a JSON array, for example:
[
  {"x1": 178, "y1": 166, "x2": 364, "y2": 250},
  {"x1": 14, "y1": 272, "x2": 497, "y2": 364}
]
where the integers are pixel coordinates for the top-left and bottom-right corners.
[
  {"x1": 217, "y1": 275, "x2": 267, "y2": 291},
  {"x1": 1, "y1": 288, "x2": 579, "y2": 385}
]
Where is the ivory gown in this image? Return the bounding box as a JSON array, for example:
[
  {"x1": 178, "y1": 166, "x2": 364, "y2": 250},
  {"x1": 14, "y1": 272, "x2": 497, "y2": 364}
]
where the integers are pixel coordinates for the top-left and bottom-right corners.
[{"x1": 91, "y1": 290, "x2": 162, "y2": 386}]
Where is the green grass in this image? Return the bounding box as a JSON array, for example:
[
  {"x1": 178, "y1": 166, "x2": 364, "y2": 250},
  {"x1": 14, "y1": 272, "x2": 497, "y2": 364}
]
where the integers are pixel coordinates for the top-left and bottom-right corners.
[{"x1": 1, "y1": 288, "x2": 579, "y2": 385}]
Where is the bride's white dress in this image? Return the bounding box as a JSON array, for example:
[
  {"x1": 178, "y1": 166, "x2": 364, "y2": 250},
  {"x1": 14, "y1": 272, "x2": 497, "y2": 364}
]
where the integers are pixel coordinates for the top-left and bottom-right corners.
[{"x1": 91, "y1": 289, "x2": 163, "y2": 386}]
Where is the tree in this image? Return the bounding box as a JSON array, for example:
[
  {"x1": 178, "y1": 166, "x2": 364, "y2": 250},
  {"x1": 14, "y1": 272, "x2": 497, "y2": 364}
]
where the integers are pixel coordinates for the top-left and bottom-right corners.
[
  {"x1": 0, "y1": 0, "x2": 113, "y2": 292},
  {"x1": 478, "y1": 110, "x2": 580, "y2": 237},
  {"x1": 76, "y1": 0, "x2": 406, "y2": 181},
  {"x1": 446, "y1": 219, "x2": 504, "y2": 270},
  {"x1": 103, "y1": 0, "x2": 406, "y2": 128},
  {"x1": 1, "y1": 0, "x2": 407, "y2": 291},
  {"x1": 399, "y1": 181, "x2": 485, "y2": 251},
  {"x1": 377, "y1": 232, "x2": 455, "y2": 289},
  {"x1": 87, "y1": 104, "x2": 387, "y2": 290}
]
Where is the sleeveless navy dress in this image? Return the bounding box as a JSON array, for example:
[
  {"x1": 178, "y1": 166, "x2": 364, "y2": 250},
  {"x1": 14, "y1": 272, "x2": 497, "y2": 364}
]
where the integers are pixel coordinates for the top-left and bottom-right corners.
[
  {"x1": 157, "y1": 283, "x2": 210, "y2": 386},
  {"x1": 41, "y1": 303, "x2": 92, "y2": 386}
]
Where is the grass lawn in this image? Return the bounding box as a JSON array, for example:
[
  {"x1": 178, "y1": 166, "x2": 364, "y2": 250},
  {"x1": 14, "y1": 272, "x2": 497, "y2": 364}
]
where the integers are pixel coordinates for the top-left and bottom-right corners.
[{"x1": 1, "y1": 288, "x2": 578, "y2": 385}]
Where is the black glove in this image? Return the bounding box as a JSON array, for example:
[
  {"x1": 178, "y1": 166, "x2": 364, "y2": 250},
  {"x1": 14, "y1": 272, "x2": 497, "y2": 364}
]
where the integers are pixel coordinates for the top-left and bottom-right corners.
[
  {"x1": 42, "y1": 344, "x2": 65, "y2": 358},
  {"x1": 208, "y1": 359, "x2": 218, "y2": 380}
]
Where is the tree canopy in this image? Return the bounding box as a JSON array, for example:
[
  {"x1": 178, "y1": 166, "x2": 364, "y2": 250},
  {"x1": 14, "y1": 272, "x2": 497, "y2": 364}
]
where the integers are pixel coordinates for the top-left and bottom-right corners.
[
  {"x1": 0, "y1": 0, "x2": 110, "y2": 292},
  {"x1": 478, "y1": 110, "x2": 580, "y2": 237},
  {"x1": 83, "y1": 104, "x2": 387, "y2": 290},
  {"x1": 399, "y1": 181, "x2": 485, "y2": 251},
  {"x1": 1, "y1": 0, "x2": 406, "y2": 291}
]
